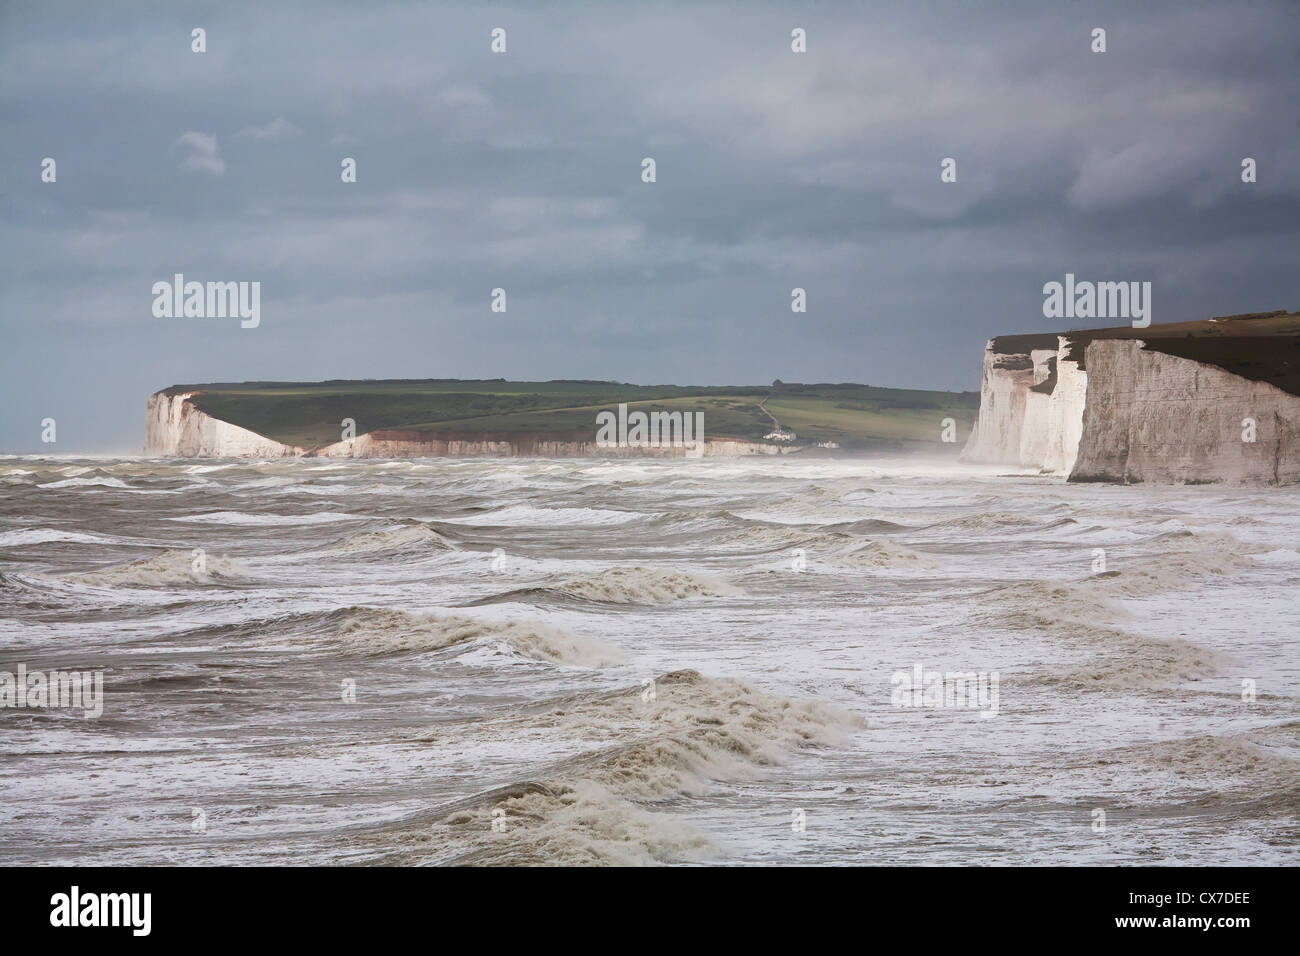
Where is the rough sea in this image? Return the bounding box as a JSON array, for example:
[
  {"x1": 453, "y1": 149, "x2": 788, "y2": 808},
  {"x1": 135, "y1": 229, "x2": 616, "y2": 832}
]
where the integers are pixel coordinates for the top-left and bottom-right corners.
[{"x1": 1, "y1": 456, "x2": 1296, "y2": 865}]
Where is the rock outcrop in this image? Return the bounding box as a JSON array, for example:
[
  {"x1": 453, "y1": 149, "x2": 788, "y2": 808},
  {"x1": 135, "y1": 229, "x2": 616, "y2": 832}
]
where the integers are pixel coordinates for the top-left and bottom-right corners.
[{"x1": 961, "y1": 311, "x2": 1300, "y2": 484}]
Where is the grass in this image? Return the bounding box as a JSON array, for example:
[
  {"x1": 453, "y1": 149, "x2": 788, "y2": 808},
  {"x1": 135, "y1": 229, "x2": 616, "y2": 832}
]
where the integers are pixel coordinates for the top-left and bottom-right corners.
[{"x1": 174, "y1": 379, "x2": 978, "y2": 450}]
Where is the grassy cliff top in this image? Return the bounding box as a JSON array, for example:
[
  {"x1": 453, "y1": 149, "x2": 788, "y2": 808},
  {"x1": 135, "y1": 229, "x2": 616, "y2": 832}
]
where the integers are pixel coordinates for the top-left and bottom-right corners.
[
  {"x1": 990, "y1": 310, "x2": 1300, "y2": 354},
  {"x1": 158, "y1": 379, "x2": 979, "y2": 450},
  {"x1": 989, "y1": 310, "x2": 1300, "y2": 396}
]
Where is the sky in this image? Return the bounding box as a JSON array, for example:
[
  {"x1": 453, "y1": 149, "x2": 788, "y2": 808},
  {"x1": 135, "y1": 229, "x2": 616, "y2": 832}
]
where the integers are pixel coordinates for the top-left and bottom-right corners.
[{"x1": 1, "y1": 0, "x2": 1298, "y2": 453}]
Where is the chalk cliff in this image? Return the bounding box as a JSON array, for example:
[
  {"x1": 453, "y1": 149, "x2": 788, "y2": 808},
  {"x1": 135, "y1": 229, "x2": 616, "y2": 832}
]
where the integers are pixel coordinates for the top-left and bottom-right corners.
[
  {"x1": 144, "y1": 391, "x2": 802, "y2": 459},
  {"x1": 961, "y1": 311, "x2": 1300, "y2": 484},
  {"x1": 146, "y1": 391, "x2": 304, "y2": 458},
  {"x1": 1070, "y1": 339, "x2": 1300, "y2": 484}
]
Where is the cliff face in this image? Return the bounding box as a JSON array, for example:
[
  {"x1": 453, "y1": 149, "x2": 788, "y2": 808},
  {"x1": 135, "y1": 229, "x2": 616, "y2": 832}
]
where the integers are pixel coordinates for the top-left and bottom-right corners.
[
  {"x1": 1042, "y1": 349, "x2": 1087, "y2": 474},
  {"x1": 961, "y1": 338, "x2": 1085, "y2": 470},
  {"x1": 144, "y1": 392, "x2": 802, "y2": 459},
  {"x1": 960, "y1": 349, "x2": 1036, "y2": 465},
  {"x1": 145, "y1": 392, "x2": 304, "y2": 458},
  {"x1": 1017, "y1": 348, "x2": 1058, "y2": 467},
  {"x1": 961, "y1": 314, "x2": 1300, "y2": 485},
  {"x1": 1070, "y1": 340, "x2": 1300, "y2": 484}
]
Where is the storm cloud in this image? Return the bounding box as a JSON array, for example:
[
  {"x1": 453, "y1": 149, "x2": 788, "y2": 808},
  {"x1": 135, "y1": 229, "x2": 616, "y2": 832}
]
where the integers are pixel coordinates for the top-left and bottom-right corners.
[{"x1": 1, "y1": 0, "x2": 1297, "y2": 452}]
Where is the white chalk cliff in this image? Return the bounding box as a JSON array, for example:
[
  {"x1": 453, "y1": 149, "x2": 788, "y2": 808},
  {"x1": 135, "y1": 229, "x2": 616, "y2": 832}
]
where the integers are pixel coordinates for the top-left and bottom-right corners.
[
  {"x1": 1070, "y1": 340, "x2": 1300, "y2": 484},
  {"x1": 146, "y1": 391, "x2": 303, "y2": 458},
  {"x1": 144, "y1": 391, "x2": 802, "y2": 459},
  {"x1": 961, "y1": 313, "x2": 1300, "y2": 484}
]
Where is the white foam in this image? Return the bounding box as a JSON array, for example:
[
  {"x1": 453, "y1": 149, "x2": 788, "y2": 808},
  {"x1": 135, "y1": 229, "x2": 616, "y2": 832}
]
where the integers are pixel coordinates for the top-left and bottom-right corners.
[{"x1": 168, "y1": 510, "x2": 363, "y2": 525}]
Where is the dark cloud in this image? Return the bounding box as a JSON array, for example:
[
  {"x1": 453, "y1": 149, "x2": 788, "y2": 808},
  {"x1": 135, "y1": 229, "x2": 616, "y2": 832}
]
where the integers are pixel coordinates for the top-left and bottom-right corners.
[{"x1": 1, "y1": 0, "x2": 1297, "y2": 451}]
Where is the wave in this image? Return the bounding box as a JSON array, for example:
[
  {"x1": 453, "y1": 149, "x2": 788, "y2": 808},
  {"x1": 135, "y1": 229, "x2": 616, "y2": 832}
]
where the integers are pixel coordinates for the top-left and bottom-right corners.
[
  {"x1": 645, "y1": 510, "x2": 755, "y2": 535},
  {"x1": 1015, "y1": 627, "x2": 1226, "y2": 690},
  {"x1": 1065, "y1": 524, "x2": 1145, "y2": 543},
  {"x1": 1092, "y1": 725, "x2": 1300, "y2": 804},
  {"x1": 1126, "y1": 726, "x2": 1299, "y2": 782},
  {"x1": 229, "y1": 476, "x2": 299, "y2": 491},
  {"x1": 925, "y1": 511, "x2": 1037, "y2": 532},
  {"x1": 326, "y1": 606, "x2": 622, "y2": 666},
  {"x1": 64, "y1": 549, "x2": 247, "y2": 588},
  {"x1": 1227, "y1": 515, "x2": 1270, "y2": 527},
  {"x1": 839, "y1": 539, "x2": 938, "y2": 569},
  {"x1": 464, "y1": 567, "x2": 739, "y2": 608},
  {"x1": 37, "y1": 476, "x2": 129, "y2": 490},
  {"x1": 168, "y1": 510, "x2": 363, "y2": 526},
  {"x1": 980, "y1": 576, "x2": 1224, "y2": 690},
  {"x1": 715, "y1": 522, "x2": 937, "y2": 570},
  {"x1": 273, "y1": 482, "x2": 369, "y2": 496},
  {"x1": 363, "y1": 670, "x2": 863, "y2": 865},
  {"x1": 1094, "y1": 532, "x2": 1253, "y2": 597},
  {"x1": 1041, "y1": 517, "x2": 1078, "y2": 530},
  {"x1": 988, "y1": 531, "x2": 1254, "y2": 612},
  {"x1": 0, "y1": 528, "x2": 123, "y2": 547},
  {"x1": 467, "y1": 567, "x2": 743, "y2": 606},
  {"x1": 439, "y1": 504, "x2": 640, "y2": 527},
  {"x1": 716, "y1": 524, "x2": 833, "y2": 552},
  {"x1": 550, "y1": 567, "x2": 740, "y2": 604},
  {"x1": 824, "y1": 518, "x2": 912, "y2": 535},
  {"x1": 1255, "y1": 548, "x2": 1300, "y2": 564},
  {"x1": 326, "y1": 522, "x2": 457, "y2": 555}
]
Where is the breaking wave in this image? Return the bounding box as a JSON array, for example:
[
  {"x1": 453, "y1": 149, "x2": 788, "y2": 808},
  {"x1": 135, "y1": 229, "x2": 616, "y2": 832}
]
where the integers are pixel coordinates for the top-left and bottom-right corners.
[
  {"x1": 169, "y1": 510, "x2": 364, "y2": 526},
  {"x1": 0, "y1": 528, "x2": 123, "y2": 547},
  {"x1": 716, "y1": 524, "x2": 837, "y2": 552},
  {"x1": 363, "y1": 670, "x2": 864, "y2": 865},
  {"x1": 441, "y1": 504, "x2": 639, "y2": 527},
  {"x1": 65, "y1": 549, "x2": 247, "y2": 588},
  {"x1": 549, "y1": 567, "x2": 740, "y2": 604},
  {"x1": 326, "y1": 522, "x2": 457, "y2": 555},
  {"x1": 926, "y1": 511, "x2": 1037, "y2": 532},
  {"x1": 981, "y1": 578, "x2": 1226, "y2": 689},
  {"x1": 465, "y1": 567, "x2": 741, "y2": 608},
  {"x1": 326, "y1": 606, "x2": 622, "y2": 666},
  {"x1": 1089, "y1": 725, "x2": 1300, "y2": 806},
  {"x1": 1094, "y1": 532, "x2": 1253, "y2": 597},
  {"x1": 37, "y1": 476, "x2": 129, "y2": 490},
  {"x1": 645, "y1": 510, "x2": 755, "y2": 535},
  {"x1": 716, "y1": 523, "x2": 937, "y2": 570},
  {"x1": 1023, "y1": 631, "x2": 1226, "y2": 690},
  {"x1": 839, "y1": 539, "x2": 938, "y2": 569}
]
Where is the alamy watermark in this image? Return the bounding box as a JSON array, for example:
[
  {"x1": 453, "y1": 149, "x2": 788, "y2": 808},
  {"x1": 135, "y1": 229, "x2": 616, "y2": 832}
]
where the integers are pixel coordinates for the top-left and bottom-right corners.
[
  {"x1": 1, "y1": 664, "x2": 104, "y2": 718},
  {"x1": 595, "y1": 403, "x2": 704, "y2": 449},
  {"x1": 891, "y1": 662, "x2": 999, "y2": 719},
  {"x1": 1042, "y1": 273, "x2": 1150, "y2": 328},
  {"x1": 152, "y1": 274, "x2": 260, "y2": 328},
  {"x1": 50, "y1": 886, "x2": 150, "y2": 936}
]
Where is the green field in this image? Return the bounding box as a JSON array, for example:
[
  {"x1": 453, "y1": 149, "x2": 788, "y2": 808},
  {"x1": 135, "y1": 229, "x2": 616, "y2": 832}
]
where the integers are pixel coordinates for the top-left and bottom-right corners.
[{"x1": 170, "y1": 379, "x2": 979, "y2": 451}]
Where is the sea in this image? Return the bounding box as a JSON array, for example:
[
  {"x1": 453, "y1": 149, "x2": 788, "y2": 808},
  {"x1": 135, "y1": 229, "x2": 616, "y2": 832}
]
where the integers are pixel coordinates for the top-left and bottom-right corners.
[{"x1": 1, "y1": 455, "x2": 1296, "y2": 865}]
